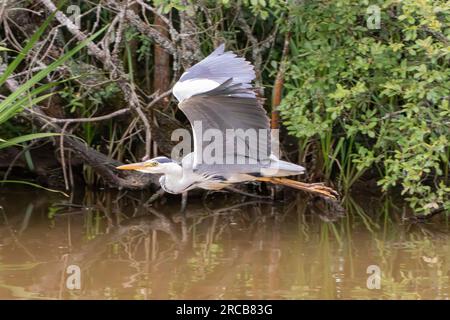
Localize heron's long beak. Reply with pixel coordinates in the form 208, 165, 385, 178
116, 162, 146, 170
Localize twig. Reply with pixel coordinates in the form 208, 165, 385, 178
237, 11, 280, 95
39, 0, 109, 61
59, 122, 70, 190
145, 88, 172, 110
105, 0, 176, 55
136, 0, 179, 41
38, 108, 130, 123
421, 26, 449, 46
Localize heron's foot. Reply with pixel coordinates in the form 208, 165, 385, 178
298, 182, 339, 200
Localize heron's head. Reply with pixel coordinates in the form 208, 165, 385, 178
116, 156, 178, 174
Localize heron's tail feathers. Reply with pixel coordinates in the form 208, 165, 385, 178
256, 177, 338, 200
259, 159, 305, 177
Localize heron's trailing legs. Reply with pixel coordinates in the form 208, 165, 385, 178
256, 177, 339, 200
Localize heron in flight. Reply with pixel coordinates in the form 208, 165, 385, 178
117, 44, 336, 199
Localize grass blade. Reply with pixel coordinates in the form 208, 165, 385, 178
0, 133, 60, 150
0, 180, 69, 197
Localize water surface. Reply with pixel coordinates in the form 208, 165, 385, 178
0, 186, 449, 299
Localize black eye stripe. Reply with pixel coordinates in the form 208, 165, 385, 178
154, 157, 173, 164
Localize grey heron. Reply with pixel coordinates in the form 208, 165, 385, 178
117, 44, 337, 199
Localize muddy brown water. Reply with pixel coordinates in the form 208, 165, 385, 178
0, 186, 449, 299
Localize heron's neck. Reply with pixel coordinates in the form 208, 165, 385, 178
160, 163, 183, 178
158, 163, 187, 194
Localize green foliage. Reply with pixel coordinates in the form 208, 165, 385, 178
0, 17, 108, 187
153, 0, 187, 14
0, 133, 60, 150
279, 0, 450, 214
0, 180, 69, 196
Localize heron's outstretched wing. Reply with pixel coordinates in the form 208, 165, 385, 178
179, 78, 271, 169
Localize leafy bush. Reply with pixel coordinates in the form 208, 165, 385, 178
279, 0, 450, 214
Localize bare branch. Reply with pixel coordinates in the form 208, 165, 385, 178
105, 0, 176, 55
36, 108, 130, 124
38, 0, 109, 61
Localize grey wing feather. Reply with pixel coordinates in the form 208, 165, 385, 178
206, 43, 225, 57
179, 44, 255, 87
179, 79, 271, 169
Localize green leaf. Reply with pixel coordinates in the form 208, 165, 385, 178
0, 180, 69, 197
0, 83, 58, 123
0, 46, 16, 53
0, 25, 108, 116
0, 11, 56, 86
0, 133, 61, 150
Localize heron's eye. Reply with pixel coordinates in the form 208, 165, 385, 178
145, 161, 158, 167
